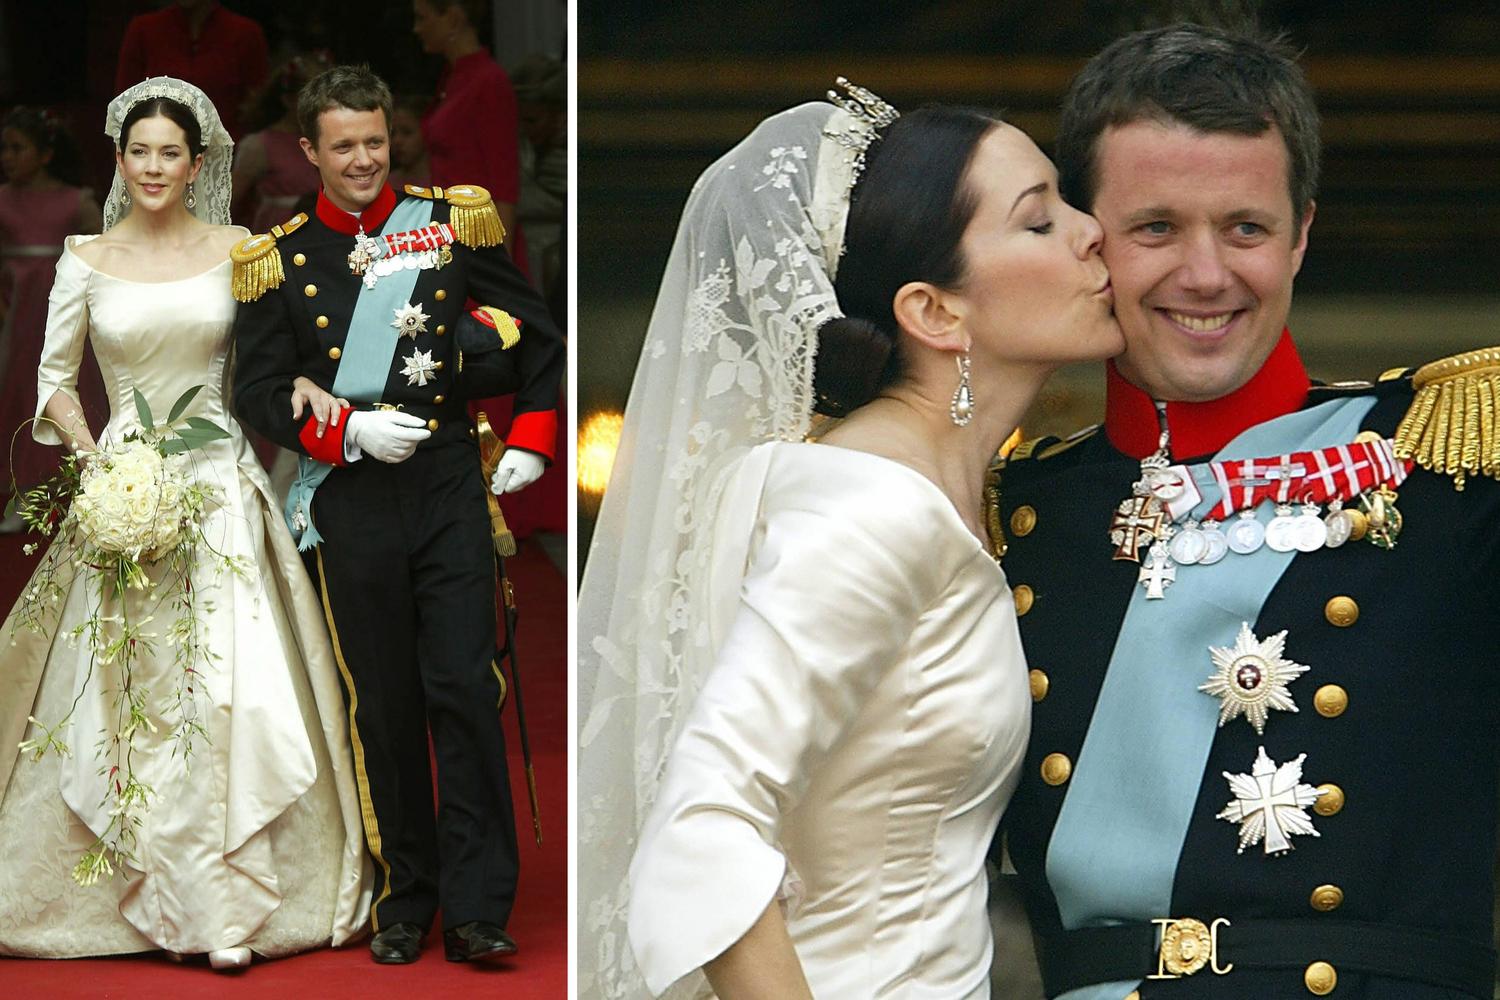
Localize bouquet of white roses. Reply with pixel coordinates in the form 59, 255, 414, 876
8, 385, 243, 885
72, 439, 204, 564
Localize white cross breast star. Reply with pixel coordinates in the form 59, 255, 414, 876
1217, 746, 1325, 855
400, 348, 438, 387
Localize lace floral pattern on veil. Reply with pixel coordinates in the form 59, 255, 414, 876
578, 106, 855, 998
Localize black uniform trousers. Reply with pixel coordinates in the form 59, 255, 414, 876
304, 440, 519, 932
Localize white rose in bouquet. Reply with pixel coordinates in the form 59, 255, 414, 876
73, 440, 207, 562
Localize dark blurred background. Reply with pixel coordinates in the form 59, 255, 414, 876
578, 0, 1500, 553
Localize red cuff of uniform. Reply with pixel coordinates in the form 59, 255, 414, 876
507, 409, 557, 462
298, 405, 351, 465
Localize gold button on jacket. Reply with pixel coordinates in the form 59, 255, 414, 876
1304, 961, 1337, 994
1040, 753, 1071, 786
1313, 783, 1345, 816
1314, 684, 1348, 718
303, 283, 317, 297
1010, 505, 1037, 537
1013, 584, 1034, 616
1310, 884, 1344, 911
327, 347, 341, 360
1029, 669, 1049, 702
1325, 595, 1359, 627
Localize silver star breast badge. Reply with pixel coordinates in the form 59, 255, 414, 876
1217, 746, 1324, 855
400, 348, 438, 387
1199, 623, 1309, 734
392, 302, 431, 339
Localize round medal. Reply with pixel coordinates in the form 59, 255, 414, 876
1324, 508, 1352, 548
1199, 522, 1230, 565
1169, 522, 1208, 565
1292, 510, 1328, 552
1226, 512, 1266, 555
1264, 505, 1298, 553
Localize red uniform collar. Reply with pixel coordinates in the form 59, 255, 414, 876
1104, 329, 1311, 460
314, 184, 397, 236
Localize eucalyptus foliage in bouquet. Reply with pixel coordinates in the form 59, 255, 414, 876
7, 385, 246, 885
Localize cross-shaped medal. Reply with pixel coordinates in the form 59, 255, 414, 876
1110, 495, 1167, 562
1217, 746, 1324, 855
1138, 543, 1176, 599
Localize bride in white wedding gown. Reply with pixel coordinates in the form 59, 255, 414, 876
0, 79, 368, 967
578, 85, 1123, 997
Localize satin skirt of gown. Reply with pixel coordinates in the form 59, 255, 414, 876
0, 238, 371, 956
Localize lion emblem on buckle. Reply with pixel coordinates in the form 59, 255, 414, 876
1149, 916, 1234, 978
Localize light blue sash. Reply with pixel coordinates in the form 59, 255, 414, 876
1046, 395, 1377, 1000
285, 197, 435, 549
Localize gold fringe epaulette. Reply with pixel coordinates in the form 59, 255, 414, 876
230, 231, 283, 302
1393, 346, 1500, 490
983, 464, 1007, 560
472, 306, 521, 349
444, 184, 506, 248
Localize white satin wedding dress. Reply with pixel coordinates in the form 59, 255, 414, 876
629, 441, 1032, 998
0, 235, 370, 957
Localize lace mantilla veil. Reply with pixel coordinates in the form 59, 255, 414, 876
102, 77, 233, 231
578, 93, 889, 999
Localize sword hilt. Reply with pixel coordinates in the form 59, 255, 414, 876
476, 411, 517, 557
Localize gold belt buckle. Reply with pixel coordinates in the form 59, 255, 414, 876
1147, 917, 1233, 978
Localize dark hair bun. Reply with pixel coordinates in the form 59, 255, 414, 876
812, 315, 895, 417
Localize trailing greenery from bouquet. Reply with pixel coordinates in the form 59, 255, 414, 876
6, 385, 248, 885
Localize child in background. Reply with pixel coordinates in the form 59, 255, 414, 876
0, 108, 103, 531
387, 95, 431, 191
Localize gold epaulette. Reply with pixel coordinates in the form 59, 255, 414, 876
443, 183, 506, 249
1393, 346, 1500, 491
1038, 425, 1100, 460
230, 231, 282, 302
272, 212, 307, 238
1009, 436, 1053, 462
983, 464, 1007, 560
472, 305, 521, 349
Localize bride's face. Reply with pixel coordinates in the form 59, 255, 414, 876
116, 115, 202, 215
953, 125, 1122, 372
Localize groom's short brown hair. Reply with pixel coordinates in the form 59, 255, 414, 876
297, 64, 393, 147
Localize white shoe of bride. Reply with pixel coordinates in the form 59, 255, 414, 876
208, 946, 252, 970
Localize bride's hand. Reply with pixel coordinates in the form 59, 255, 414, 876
290, 376, 349, 439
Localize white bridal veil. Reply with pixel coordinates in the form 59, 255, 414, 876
577, 87, 895, 998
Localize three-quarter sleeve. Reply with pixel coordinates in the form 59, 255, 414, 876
627, 476, 948, 994
33, 248, 92, 446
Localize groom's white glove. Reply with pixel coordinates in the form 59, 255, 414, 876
490, 448, 545, 494
344, 410, 431, 464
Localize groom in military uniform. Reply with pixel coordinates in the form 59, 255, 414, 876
992, 24, 1500, 999
231, 64, 564, 965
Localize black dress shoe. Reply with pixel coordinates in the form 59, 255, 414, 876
443, 921, 518, 963
370, 922, 425, 964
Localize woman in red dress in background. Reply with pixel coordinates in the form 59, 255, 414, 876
0, 109, 104, 531
231, 53, 329, 235
412, 0, 562, 535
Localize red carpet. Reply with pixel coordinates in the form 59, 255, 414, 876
0, 531, 568, 999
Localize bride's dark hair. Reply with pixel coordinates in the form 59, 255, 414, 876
813, 106, 998, 417
118, 97, 205, 159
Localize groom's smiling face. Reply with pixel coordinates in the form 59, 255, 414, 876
300, 107, 391, 214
